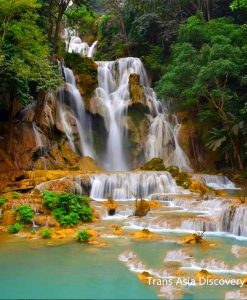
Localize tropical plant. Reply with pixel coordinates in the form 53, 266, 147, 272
76, 230, 91, 242
42, 191, 93, 226
16, 205, 34, 224
40, 228, 52, 238
8, 223, 23, 234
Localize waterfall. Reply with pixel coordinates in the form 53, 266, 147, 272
92, 57, 191, 171
67, 34, 98, 58
89, 171, 186, 201
57, 67, 95, 158
145, 110, 192, 172
218, 205, 247, 236
192, 174, 239, 190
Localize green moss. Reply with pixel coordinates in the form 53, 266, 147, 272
128, 104, 148, 127
40, 228, 52, 239
64, 53, 97, 77
141, 158, 192, 189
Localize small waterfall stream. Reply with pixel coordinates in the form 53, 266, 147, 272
57, 66, 95, 157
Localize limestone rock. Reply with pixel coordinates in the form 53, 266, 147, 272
129, 73, 146, 105
134, 199, 150, 217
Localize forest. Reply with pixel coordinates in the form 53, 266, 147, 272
0, 1, 247, 300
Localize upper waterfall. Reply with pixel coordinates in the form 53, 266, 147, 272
93, 57, 192, 172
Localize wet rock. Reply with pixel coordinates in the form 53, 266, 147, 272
1, 210, 16, 225
52, 228, 75, 239
34, 215, 59, 227
184, 231, 205, 244
112, 226, 124, 236
189, 181, 208, 196
103, 197, 117, 216
132, 228, 163, 241
134, 199, 150, 217
137, 271, 155, 284
129, 73, 146, 106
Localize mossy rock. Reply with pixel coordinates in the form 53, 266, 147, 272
64, 53, 98, 108
140, 158, 166, 171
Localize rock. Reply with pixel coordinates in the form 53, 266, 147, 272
137, 271, 155, 284
52, 228, 75, 239
112, 226, 124, 236
140, 158, 166, 171
1, 210, 16, 225
190, 181, 208, 196
103, 197, 117, 216
132, 229, 163, 241
195, 269, 217, 281
34, 215, 59, 227
60, 143, 80, 165
129, 73, 146, 106
77, 156, 102, 173
184, 232, 205, 244
134, 199, 150, 217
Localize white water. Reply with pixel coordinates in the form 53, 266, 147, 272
57, 67, 95, 157
89, 171, 187, 201
92, 57, 192, 171
192, 174, 239, 190
67, 34, 98, 58
145, 105, 192, 172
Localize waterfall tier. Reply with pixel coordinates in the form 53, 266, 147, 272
89, 171, 187, 201
192, 174, 239, 190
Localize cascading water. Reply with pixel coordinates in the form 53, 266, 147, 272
90, 171, 187, 201
192, 174, 239, 190
66, 31, 98, 58
92, 57, 192, 171
57, 66, 95, 158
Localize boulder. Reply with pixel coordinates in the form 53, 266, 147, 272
134, 199, 150, 217
103, 197, 117, 216
129, 73, 146, 105
1, 210, 16, 225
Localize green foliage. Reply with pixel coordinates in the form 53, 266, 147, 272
0, 198, 7, 206
76, 230, 91, 243
42, 191, 93, 226
40, 228, 52, 239
156, 15, 247, 169
65, 4, 96, 36
231, 0, 247, 10
12, 192, 21, 199
8, 223, 23, 234
0, 0, 62, 108
16, 205, 34, 224
141, 158, 166, 171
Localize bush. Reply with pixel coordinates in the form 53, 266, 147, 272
16, 205, 34, 224
40, 229, 52, 239
43, 191, 93, 226
77, 230, 91, 243
8, 223, 23, 234
12, 192, 21, 199
0, 197, 7, 206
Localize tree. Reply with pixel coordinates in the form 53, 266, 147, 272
0, 0, 62, 153
156, 14, 247, 170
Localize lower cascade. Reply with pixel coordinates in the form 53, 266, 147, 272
89, 171, 187, 201
192, 174, 239, 190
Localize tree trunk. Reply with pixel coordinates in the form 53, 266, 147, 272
33, 90, 47, 128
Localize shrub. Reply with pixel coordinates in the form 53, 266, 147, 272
8, 223, 23, 234
40, 229, 52, 239
77, 230, 91, 243
12, 192, 21, 199
0, 197, 7, 206
43, 191, 93, 226
16, 205, 34, 224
